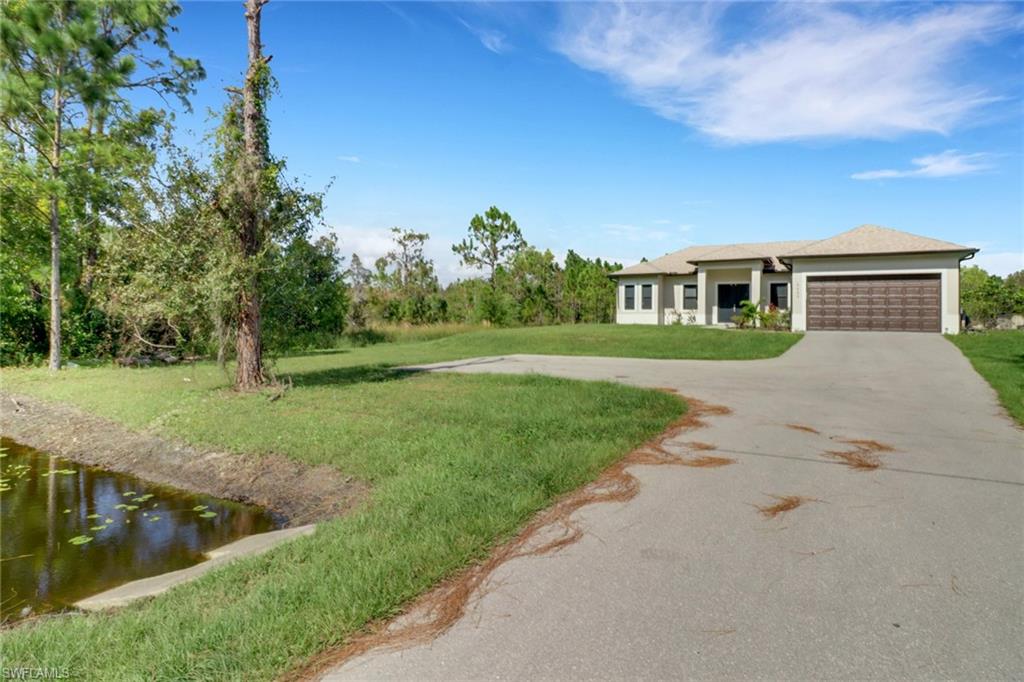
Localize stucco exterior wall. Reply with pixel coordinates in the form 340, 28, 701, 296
701, 265, 760, 325
790, 253, 965, 334
760, 273, 793, 309
615, 276, 663, 325
661, 275, 699, 325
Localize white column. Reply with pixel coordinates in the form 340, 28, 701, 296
696, 269, 708, 325
750, 265, 762, 326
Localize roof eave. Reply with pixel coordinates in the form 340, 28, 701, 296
780, 247, 978, 259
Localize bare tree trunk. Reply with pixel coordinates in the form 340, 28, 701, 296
48, 83, 63, 372
234, 0, 269, 390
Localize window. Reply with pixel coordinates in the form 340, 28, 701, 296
641, 284, 653, 310
623, 284, 635, 310
683, 284, 698, 310
770, 282, 789, 309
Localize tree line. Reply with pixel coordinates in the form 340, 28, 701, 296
0, 1, 620, 381
348, 211, 621, 331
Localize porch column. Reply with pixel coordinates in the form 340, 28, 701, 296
696, 268, 708, 325
750, 265, 762, 325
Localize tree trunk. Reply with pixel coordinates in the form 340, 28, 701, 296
234, 0, 268, 390
48, 83, 63, 372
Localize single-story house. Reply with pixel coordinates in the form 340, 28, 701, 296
611, 224, 977, 334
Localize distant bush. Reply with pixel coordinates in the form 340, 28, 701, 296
961, 266, 1024, 326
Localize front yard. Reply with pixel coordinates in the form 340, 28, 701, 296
1, 324, 795, 679
948, 330, 1024, 426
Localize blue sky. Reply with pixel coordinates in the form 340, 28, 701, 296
153, 1, 1023, 280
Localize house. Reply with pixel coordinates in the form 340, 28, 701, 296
611, 225, 977, 333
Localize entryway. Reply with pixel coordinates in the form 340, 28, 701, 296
717, 283, 750, 323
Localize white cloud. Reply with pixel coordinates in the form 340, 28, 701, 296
556, 3, 1018, 143
337, 155, 361, 163
458, 18, 508, 54
852, 150, 994, 180
971, 251, 1024, 277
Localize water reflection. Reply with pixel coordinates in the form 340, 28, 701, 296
0, 438, 276, 622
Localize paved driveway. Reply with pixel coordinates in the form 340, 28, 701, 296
327, 333, 1024, 681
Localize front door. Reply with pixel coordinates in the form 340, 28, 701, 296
717, 283, 750, 324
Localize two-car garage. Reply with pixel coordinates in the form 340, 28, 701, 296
805, 275, 942, 332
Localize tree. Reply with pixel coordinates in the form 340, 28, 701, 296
262, 234, 348, 350
452, 206, 525, 284
960, 265, 1024, 325
1, 0, 202, 370
371, 228, 443, 324
345, 253, 372, 331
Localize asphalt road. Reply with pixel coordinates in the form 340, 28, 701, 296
326, 332, 1024, 681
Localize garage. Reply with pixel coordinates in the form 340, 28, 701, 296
806, 275, 941, 332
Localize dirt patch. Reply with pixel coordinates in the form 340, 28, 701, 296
1, 393, 366, 526
823, 437, 896, 471
755, 495, 816, 519
683, 441, 716, 451
785, 423, 820, 435
291, 392, 732, 680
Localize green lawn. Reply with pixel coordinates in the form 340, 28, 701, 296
948, 330, 1024, 426
0, 325, 795, 679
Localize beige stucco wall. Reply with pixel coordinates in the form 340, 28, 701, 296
615, 276, 663, 325
700, 264, 760, 325
661, 275, 699, 325
790, 253, 966, 334
760, 272, 793, 309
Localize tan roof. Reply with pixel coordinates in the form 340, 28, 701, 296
690, 240, 816, 267
611, 240, 812, 276
611, 245, 723, 277
781, 224, 974, 258
612, 225, 974, 277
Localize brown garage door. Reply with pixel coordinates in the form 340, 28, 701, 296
806, 275, 941, 332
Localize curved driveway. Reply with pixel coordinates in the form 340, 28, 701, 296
327, 332, 1023, 680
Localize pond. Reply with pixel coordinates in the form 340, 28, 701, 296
0, 438, 277, 623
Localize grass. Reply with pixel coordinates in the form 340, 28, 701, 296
948, 330, 1024, 426
0, 325, 797, 678
354, 323, 802, 361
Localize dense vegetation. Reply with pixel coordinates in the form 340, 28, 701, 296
960, 266, 1024, 327
0, 3, 620, 370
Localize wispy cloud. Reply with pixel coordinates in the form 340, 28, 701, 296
337, 155, 361, 164
852, 150, 994, 180
555, 3, 1018, 143
458, 18, 509, 54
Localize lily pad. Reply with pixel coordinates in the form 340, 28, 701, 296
198, 511, 217, 519
68, 535, 93, 545
192, 505, 209, 512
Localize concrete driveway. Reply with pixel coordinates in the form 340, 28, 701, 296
326, 332, 1024, 681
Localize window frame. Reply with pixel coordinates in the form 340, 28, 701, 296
682, 284, 698, 311
623, 284, 636, 310
641, 284, 653, 310
770, 282, 789, 310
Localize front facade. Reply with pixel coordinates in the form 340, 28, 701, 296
612, 225, 976, 334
